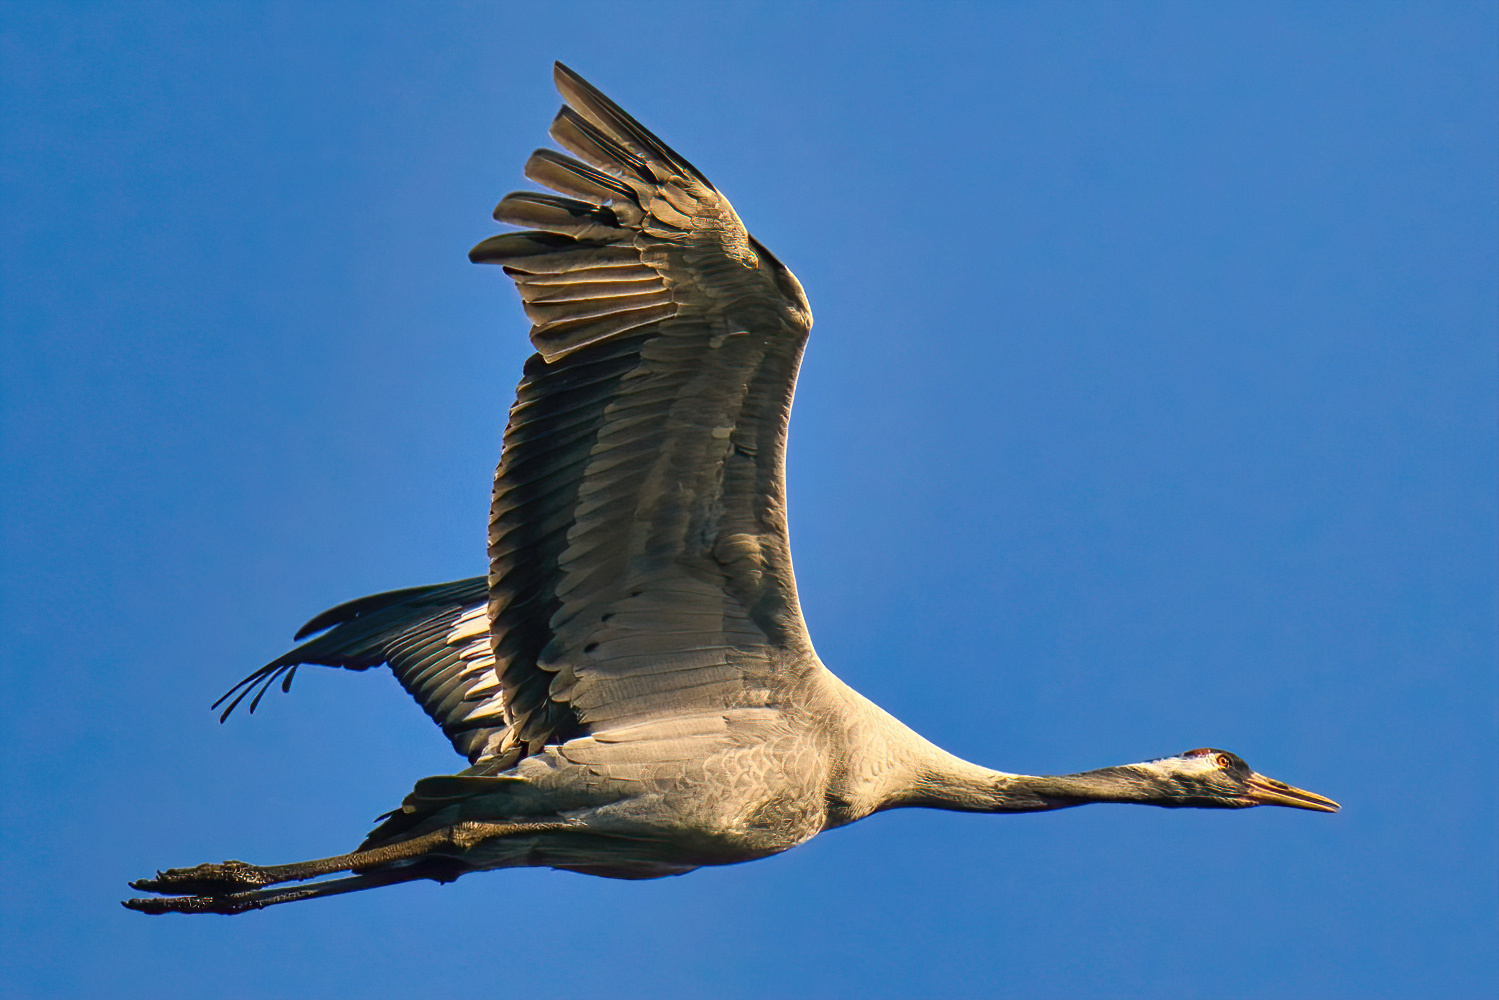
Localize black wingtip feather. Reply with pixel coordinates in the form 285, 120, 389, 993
525, 148, 638, 204
470, 231, 580, 265
551, 62, 716, 191
294, 581, 484, 640
215, 578, 490, 724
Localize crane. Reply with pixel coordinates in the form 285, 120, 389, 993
125, 64, 1337, 915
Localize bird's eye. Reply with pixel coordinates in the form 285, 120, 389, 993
1215, 754, 1232, 768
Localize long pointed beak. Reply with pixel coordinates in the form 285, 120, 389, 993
1242, 772, 1340, 812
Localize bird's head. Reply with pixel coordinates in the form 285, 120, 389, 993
1129, 748, 1340, 811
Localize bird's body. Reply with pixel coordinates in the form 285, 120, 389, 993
126, 64, 1336, 915
366, 668, 927, 880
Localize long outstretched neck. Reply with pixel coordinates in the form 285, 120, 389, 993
820, 675, 1302, 816
901, 750, 1176, 813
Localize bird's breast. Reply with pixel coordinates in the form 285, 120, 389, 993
662, 735, 831, 862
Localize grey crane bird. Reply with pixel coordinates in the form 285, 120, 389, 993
125, 64, 1338, 916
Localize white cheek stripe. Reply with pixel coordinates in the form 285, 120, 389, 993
1135, 754, 1223, 780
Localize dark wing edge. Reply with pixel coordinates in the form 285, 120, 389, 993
214, 577, 516, 764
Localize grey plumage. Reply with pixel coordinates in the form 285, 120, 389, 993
125, 64, 1337, 916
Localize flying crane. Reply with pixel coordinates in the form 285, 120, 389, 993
125, 64, 1337, 915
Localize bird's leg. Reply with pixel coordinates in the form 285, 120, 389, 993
127, 819, 573, 897
123, 868, 435, 915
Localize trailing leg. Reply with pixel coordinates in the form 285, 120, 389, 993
123, 866, 455, 915
125, 819, 574, 902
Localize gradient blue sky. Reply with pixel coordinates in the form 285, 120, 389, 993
3, 3, 1494, 998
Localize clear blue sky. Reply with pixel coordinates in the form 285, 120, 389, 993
2, 2, 1494, 997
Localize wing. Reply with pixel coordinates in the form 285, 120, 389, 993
464, 64, 817, 767
214, 578, 517, 762
216, 66, 817, 774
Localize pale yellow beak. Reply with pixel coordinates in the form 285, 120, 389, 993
1243, 772, 1340, 812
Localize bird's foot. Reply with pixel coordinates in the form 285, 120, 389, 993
121, 889, 277, 915
128, 859, 273, 896
123, 872, 407, 915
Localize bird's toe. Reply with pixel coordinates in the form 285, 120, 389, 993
129, 860, 271, 896
122, 892, 264, 915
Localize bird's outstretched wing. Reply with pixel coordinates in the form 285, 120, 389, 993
218, 65, 815, 771
466, 63, 816, 767
214, 579, 511, 762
